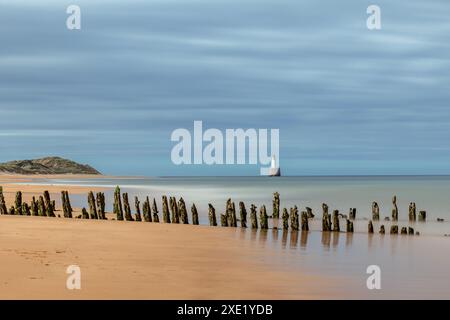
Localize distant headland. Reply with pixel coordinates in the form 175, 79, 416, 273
0, 157, 101, 175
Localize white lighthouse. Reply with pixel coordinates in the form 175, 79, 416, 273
268, 155, 281, 177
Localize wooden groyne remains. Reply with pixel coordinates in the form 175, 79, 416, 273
0, 185, 428, 235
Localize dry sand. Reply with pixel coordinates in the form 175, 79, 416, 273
0, 174, 333, 299
0, 215, 333, 299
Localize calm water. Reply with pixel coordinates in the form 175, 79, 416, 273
15, 175, 450, 298
26, 175, 450, 236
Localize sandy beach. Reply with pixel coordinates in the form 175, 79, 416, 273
0, 174, 333, 299
1, 174, 450, 299
0, 215, 335, 299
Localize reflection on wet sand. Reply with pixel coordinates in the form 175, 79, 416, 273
300, 231, 308, 248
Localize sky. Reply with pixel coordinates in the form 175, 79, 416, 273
0, 0, 450, 176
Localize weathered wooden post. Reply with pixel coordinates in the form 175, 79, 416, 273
368, 220, 374, 234
0, 187, 7, 215
301, 211, 309, 231
372, 202, 380, 221
65, 191, 73, 218
123, 193, 134, 221
239, 202, 247, 228
390, 225, 398, 234
208, 204, 217, 226
134, 196, 142, 221
191, 203, 199, 225
272, 192, 280, 228
88, 191, 98, 219
250, 204, 258, 229
400, 227, 408, 235
113, 186, 124, 221
169, 197, 179, 224
260, 205, 268, 229
61, 191, 68, 218
282, 208, 289, 230
226, 199, 237, 227
142, 196, 152, 222
290, 206, 299, 231
392, 195, 398, 221
96, 192, 106, 220
346, 219, 354, 233
281, 208, 289, 231
179, 197, 189, 224
220, 214, 228, 227
332, 210, 340, 232
15, 191, 22, 215
408, 227, 414, 235
322, 203, 331, 231
379, 225, 385, 234
31, 196, 38, 216
82, 207, 89, 219
38, 196, 46, 217
22, 203, 30, 216
349, 208, 356, 220
306, 207, 315, 219
152, 198, 160, 222
409, 202, 416, 222
162, 195, 171, 223
419, 210, 426, 222
51, 200, 56, 212
43, 191, 55, 217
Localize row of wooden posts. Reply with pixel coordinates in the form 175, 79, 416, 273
0, 187, 423, 235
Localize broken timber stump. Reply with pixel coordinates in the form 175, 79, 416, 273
250, 204, 258, 229
208, 203, 217, 226
379, 225, 385, 234
332, 210, 340, 232
272, 192, 280, 228
392, 196, 398, 221
38, 196, 46, 217
409, 202, 416, 222
372, 202, 380, 221
15, 191, 22, 215
220, 214, 228, 227
239, 202, 247, 228
368, 220, 374, 234
162, 196, 171, 223
170, 197, 179, 224
346, 219, 354, 233
390, 225, 398, 234
123, 193, 134, 221
81, 207, 89, 219
419, 210, 426, 222
282, 208, 289, 230
88, 191, 98, 219
96, 192, 106, 219
290, 206, 299, 231
142, 196, 152, 222
322, 203, 331, 231
0, 187, 7, 215
259, 205, 268, 229
191, 203, 199, 225
134, 196, 142, 222
152, 198, 160, 222
301, 211, 309, 231
113, 186, 124, 221
179, 197, 189, 224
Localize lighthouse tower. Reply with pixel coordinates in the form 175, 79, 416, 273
269, 155, 281, 177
